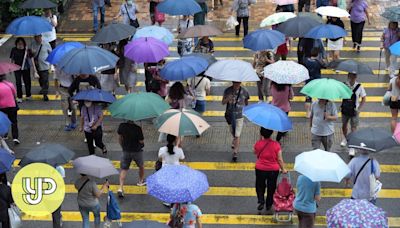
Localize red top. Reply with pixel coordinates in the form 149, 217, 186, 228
276, 38, 289, 56
254, 138, 281, 171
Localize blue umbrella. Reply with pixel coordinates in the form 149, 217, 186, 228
147, 165, 209, 203
72, 89, 116, 103
243, 102, 292, 132
58, 46, 119, 75
6, 16, 52, 36
157, 0, 202, 15
133, 26, 174, 45
243, 29, 286, 51
0, 148, 15, 174
160, 56, 209, 81
0, 112, 11, 136
46, 42, 84, 65
304, 24, 347, 39
389, 41, 400, 56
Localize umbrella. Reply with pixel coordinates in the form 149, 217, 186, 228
183, 53, 217, 66
147, 165, 209, 203
0, 149, 15, 174
18, 144, 75, 167
326, 199, 388, 227
294, 149, 350, 182
19, 0, 57, 9
298, 12, 324, 23
0, 62, 21, 75
274, 0, 298, 5
124, 37, 169, 64
160, 56, 209, 81
6, 16, 52, 36
381, 11, 400, 22
260, 12, 296, 27
347, 128, 398, 152
389, 41, 400, 56
91, 23, 136, 43
109, 92, 171, 121
155, 108, 210, 136
276, 15, 321, 37
315, 6, 350, 17
329, 59, 374, 75
243, 102, 292, 132
72, 89, 116, 103
73, 155, 119, 178
304, 24, 347, 39
0, 112, 11, 136
243, 29, 286, 51
58, 46, 119, 75
394, 123, 400, 143
264, 60, 309, 84
179, 25, 223, 38
205, 60, 260, 82
300, 78, 352, 100
133, 26, 174, 45
123, 220, 169, 228
156, 0, 201, 15
46, 42, 84, 65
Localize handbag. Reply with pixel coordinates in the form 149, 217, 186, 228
224, 87, 242, 128
382, 91, 391, 106
369, 159, 382, 199
124, 4, 140, 28
154, 7, 165, 23
8, 204, 22, 228
155, 160, 162, 171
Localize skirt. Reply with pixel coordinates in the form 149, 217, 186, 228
327, 38, 343, 51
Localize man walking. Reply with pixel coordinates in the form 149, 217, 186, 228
30, 34, 52, 101
92, 0, 105, 33
310, 99, 338, 151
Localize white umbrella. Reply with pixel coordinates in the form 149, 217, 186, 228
260, 12, 296, 27
73, 155, 119, 178
316, 6, 350, 18
205, 60, 260, 82
264, 60, 309, 84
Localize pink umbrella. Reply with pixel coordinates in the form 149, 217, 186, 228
394, 123, 400, 143
0, 62, 20, 75
274, 0, 298, 5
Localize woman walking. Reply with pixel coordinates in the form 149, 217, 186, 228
349, 0, 370, 52
117, 40, 137, 93
158, 134, 185, 166
381, 22, 400, 78
231, 0, 254, 37
9, 37, 31, 103
253, 50, 274, 102
0, 75, 19, 144
177, 16, 194, 57
388, 75, 400, 132
270, 81, 294, 142
327, 17, 345, 61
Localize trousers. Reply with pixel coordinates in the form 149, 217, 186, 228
255, 169, 279, 208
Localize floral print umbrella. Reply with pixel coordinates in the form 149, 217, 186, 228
264, 60, 309, 84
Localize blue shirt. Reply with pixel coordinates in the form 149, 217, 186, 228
293, 175, 321, 213
304, 58, 323, 82
93, 0, 105, 7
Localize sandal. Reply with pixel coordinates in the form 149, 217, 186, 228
102, 148, 108, 155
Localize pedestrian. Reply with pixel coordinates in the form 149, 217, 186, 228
380, 22, 400, 78
349, 0, 370, 52
194, 36, 214, 54
158, 134, 185, 166
79, 101, 108, 155
0, 173, 13, 228
254, 127, 287, 213
187, 74, 211, 115
222, 81, 250, 162
0, 75, 19, 145
92, 0, 105, 33
310, 99, 338, 151
98, 43, 118, 94
117, 39, 137, 93
388, 75, 400, 132
148, 60, 168, 98
55, 68, 77, 131
177, 16, 194, 57
42, 8, 58, 50
74, 174, 109, 228
117, 120, 146, 198
340, 73, 366, 157
52, 165, 65, 228
148, 0, 160, 25
326, 17, 345, 61
9, 37, 31, 103
253, 50, 274, 102
231, 0, 254, 37
345, 149, 380, 204
193, 1, 208, 26
167, 82, 190, 110
169, 202, 203, 228
316, 0, 329, 7
69, 74, 102, 98
293, 174, 321, 228
270, 81, 294, 142
29, 34, 52, 101
298, 0, 310, 12
114, 0, 138, 26
298, 38, 325, 65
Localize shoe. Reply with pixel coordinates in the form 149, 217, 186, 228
69, 123, 77, 130
39, 89, 44, 95
64, 124, 73, 131
353, 43, 357, 49
43, 95, 49, 101
257, 203, 264, 211
162, 202, 171, 207
16, 98, 22, 103
25, 96, 32, 101
356, 45, 361, 53
102, 147, 107, 155
232, 153, 238, 162
340, 139, 347, 147
117, 190, 124, 198
13, 139, 20, 145
137, 181, 146, 186
196, 135, 200, 138
348, 148, 356, 156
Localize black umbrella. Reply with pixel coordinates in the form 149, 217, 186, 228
347, 128, 398, 152
19, 143, 75, 167
122, 220, 169, 228
183, 53, 217, 66
328, 59, 374, 75
20, 0, 57, 9
91, 23, 136, 44
276, 16, 321, 38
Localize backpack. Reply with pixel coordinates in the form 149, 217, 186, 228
237, 0, 249, 17
168, 204, 185, 228
341, 83, 361, 117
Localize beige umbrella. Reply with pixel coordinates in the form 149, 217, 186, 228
178, 25, 223, 38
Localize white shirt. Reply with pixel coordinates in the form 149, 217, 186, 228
187, 76, 211, 101
158, 146, 185, 165
346, 81, 367, 108
42, 15, 57, 43
119, 3, 137, 25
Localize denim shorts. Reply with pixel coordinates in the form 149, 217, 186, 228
194, 100, 206, 113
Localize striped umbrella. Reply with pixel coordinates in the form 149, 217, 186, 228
154, 108, 210, 136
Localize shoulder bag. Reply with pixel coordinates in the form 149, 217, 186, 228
224, 87, 242, 125
353, 158, 370, 185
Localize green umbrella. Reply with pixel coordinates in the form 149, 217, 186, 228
300, 78, 352, 100
109, 92, 170, 121
260, 12, 296, 27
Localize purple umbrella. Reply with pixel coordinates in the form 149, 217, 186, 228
124, 37, 169, 64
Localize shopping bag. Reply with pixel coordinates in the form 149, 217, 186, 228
226, 16, 239, 30
370, 160, 382, 200
106, 191, 121, 220
9, 204, 22, 228
155, 8, 165, 23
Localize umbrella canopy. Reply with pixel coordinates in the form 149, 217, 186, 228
46, 42, 84, 65
183, 53, 217, 66
205, 60, 260, 82
58, 46, 119, 75
73, 155, 119, 178
133, 26, 174, 45
160, 56, 209, 81
315, 6, 350, 17
329, 59, 374, 75
72, 89, 116, 103
0, 149, 15, 174
19, 0, 57, 9
260, 12, 296, 27
394, 123, 400, 143
243, 102, 292, 132
275, 0, 298, 5
264, 60, 309, 84
347, 128, 398, 152
156, 0, 201, 15
19, 144, 75, 167
300, 78, 352, 100
276, 15, 321, 37
109, 92, 171, 121
304, 24, 347, 39
123, 220, 169, 228
0, 62, 21, 75
243, 29, 286, 51
381, 11, 400, 22
294, 149, 350, 182
0, 112, 11, 136
298, 12, 324, 23
179, 25, 223, 38
6, 16, 52, 36
124, 37, 169, 64
389, 41, 400, 56
91, 23, 136, 43
155, 108, 210, 136
147, 165, 209, 203
326, 199, 388, 227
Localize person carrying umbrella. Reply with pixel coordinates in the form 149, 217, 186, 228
0, 173, 14, 228
177, 16, 194, 57
326, 16, 345, 61
97, 43, 119, 95
253, 50, 274, 102
380, 22, 400, 78
349, 0, 370, 52
310, 99, 338, 151
169, 202, 203, 228
187, 73, 211, 115
9, 37, 31, 103
114, 0, 139, 27
55, 68, 77, 131
68, 74, 101, 109
270, 81, 294, 142
116, 40, 138, 93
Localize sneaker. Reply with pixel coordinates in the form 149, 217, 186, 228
137, 181, 146, 186
257, 203, 264, 211
348, 148, 356, 156
13, 139, 20, 145
162, 202, 171, 207
16, 98, 22, 103
64, 124, 72, 131
43, 95, 49, 101
25, 96, 32, 101
117, 190, 124, 198
340, 139, 347, 147
69, 123, 77, 130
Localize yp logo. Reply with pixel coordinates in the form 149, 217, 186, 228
12, 163, 65, 217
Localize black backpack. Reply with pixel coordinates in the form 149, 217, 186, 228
341, 83, 361, 117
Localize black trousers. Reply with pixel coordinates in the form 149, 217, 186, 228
84, 126, 105, 155
14, 69, 31, 99
298, 0, 310, 12
235, 16, 249, 37
52, 206, 62, 228
351, 21, 365, 45
0, 218, 10, 228
255, 169, 279, 208
38, 70, 49, 95
0, 107, 18, 140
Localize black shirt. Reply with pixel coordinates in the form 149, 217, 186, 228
0, 184, 13, 220
10, 47, 27, 69
327, 18, 345, 41
118, 122, 144, 152
68, 76, 101, 96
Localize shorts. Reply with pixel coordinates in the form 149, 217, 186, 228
311, 133, 334, 151
390, 100, 400, 109
120, 151, 144, 170
229, 118, 244, 138
342, 113, 359, 128
327, 38, 343, 51
194, 100, 206, 113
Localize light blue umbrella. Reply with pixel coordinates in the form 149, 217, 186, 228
389, 41, 400, 56
0, 148, 15, 174
294, 149, 351, 183
46, 42, 84, 65
133, 26, 174, 45
160, 56, 209, 81
304, 24, 347, 39
58, 46, 119, 75
243, 102, 292, 132
157, 0, 202, 15
6, 16, 52, 36
0, 112, 11, 136
72, 89, 116, 103
243, 29, 286, 51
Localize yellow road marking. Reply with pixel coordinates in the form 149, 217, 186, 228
167, 56, 389, 62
